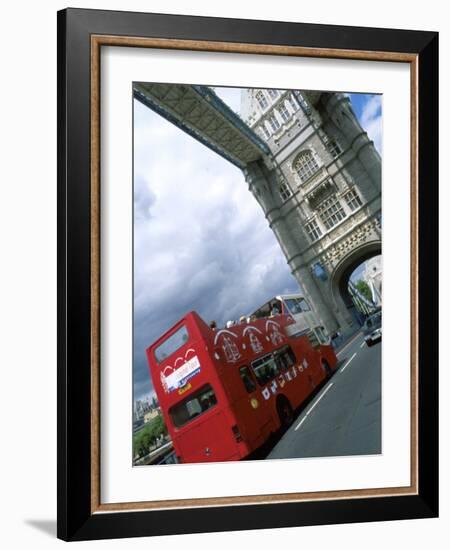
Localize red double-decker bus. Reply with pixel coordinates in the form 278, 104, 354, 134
146, 311, 337, 464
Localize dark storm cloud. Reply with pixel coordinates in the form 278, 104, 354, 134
134, 176, 156, 221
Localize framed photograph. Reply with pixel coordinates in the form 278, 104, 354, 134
57, 8, 438, 541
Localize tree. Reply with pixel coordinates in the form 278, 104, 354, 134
354, 279, 373, 303
133, 413, 168, 458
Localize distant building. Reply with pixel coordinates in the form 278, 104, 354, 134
134, 399, 146, 420
144, 409, 160, 423
363, 256, 382, 306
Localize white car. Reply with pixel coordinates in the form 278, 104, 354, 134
362, 311, 382, 347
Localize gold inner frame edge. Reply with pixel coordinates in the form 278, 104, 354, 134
90, 34, 419, 514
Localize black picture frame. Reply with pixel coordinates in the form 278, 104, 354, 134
57, 7, 438, 541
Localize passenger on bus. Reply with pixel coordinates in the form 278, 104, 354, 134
270, 304, 281, 316
199, 396, 210, 412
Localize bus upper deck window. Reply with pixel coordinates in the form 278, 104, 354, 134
154, 324, 189, 363
285, 297, 311, 314
284, 298, 302, 314
300, 298, 311, 312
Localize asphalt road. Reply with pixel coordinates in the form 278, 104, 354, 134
267, 330, 382, 459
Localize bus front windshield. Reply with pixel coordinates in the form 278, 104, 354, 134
284, 297, 311, 315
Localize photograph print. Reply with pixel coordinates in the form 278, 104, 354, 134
132, 83, 382, 467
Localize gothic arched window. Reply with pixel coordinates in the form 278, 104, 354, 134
255, 91, 268, 110
259, 123, 271, 140
268, 113, 281, 132
278, 180, 292, 202
278, 101, 291, 122
294, 150, 320, 183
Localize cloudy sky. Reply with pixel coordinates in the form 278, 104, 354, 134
133, 88, 382, 402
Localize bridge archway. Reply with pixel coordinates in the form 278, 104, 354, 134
330, 241, 381, 329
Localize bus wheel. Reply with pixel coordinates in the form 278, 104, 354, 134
322, 359, 333, 378
277, 397, 294, 430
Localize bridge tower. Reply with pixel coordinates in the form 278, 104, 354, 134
241, 89, 381, 335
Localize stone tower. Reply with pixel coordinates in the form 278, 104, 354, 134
241, 89, 381, 335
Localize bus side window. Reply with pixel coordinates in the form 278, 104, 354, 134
282, 346, 296, 367
251, 355, 280, 386
239, 366, 257, 393
286, 347, 296, 366
275, 346, 296, 371
274, 351, 287, 371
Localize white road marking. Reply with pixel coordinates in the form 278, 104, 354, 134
336, 332, 363, 357
340, 352, 357, 373
294, 416, 308, 431
307, 382, 334, 414
360, 341, 366, 348
293, 344, 360, 433
294, 382, 334, 431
